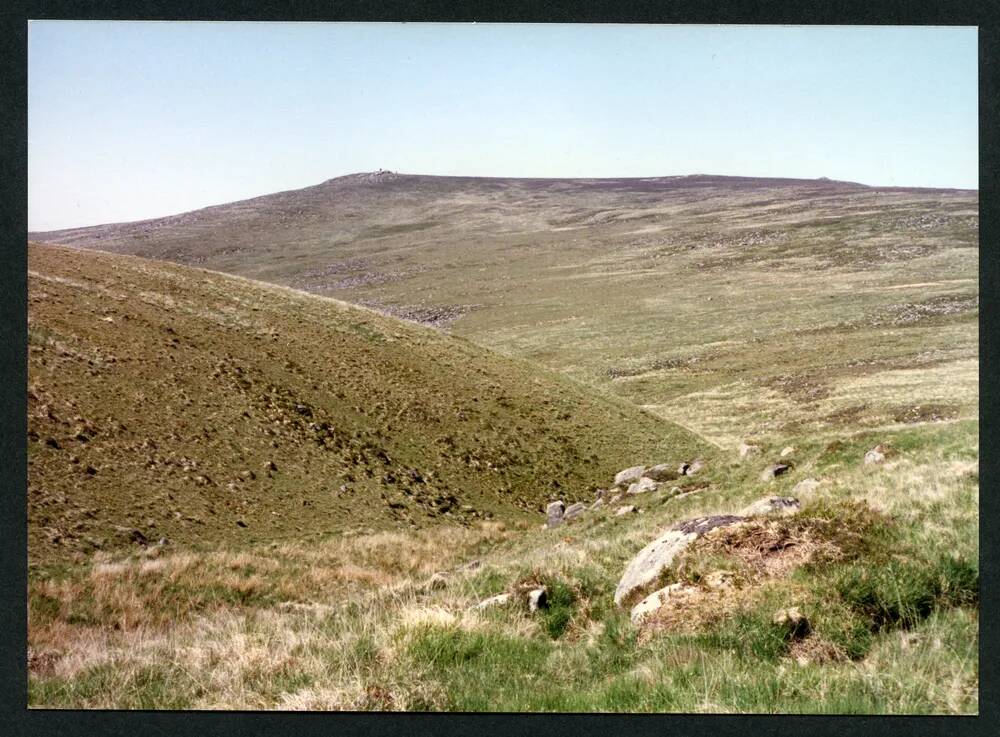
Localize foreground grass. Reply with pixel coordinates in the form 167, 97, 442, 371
29, 420, 978, 712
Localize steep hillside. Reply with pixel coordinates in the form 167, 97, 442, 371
28, 243, 707, 566
31, 173, 979, 447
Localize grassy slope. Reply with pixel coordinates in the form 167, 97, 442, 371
28, 243, 706, 567
27, 174, 978, 712
32, 173, 979, 446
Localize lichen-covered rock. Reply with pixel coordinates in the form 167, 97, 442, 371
760, 463, 790, 481
627, 477, 659, 495
739, 496, 801, 517
614, 465, 647, 487
614, 514, 745, 606
644, 464, 679, 482
544, 501, 565, 528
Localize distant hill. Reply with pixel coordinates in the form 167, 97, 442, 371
30, 172, 979, 448
27, 243, 707, 564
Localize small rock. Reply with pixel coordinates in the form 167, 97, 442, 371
615, 505, 637, 516
527, 588, 548, 612
609, 493, 623, 504
476, 593, 512, 610
687, 459, 705, 475
703, 570, 736, 589
239, 470, 256, 481
773, 607, 810, 639
739, 496, 801, 517
677, 462, 691, 476
545, 500, 565, 528
591, 498, 605, 510
780, 446, 796, 458
630, 582, 689, 624
760, 463, 790, 481
626, 477, 659, 495
864, 445, 886, 464
792, 478, 822, 495
426, 573, 448, 590
563, 502, 587, 522
738, 442, 760, 459
264, 460, 278, 472
644, 464, 679, 482
595, 488, 607, 501
614, 465, 647, 487
236, 519, 248, 528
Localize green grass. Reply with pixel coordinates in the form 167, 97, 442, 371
27, 175, 978, 712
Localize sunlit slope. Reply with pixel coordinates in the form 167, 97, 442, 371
31, 173, 978, 446
28, 243, 707, 564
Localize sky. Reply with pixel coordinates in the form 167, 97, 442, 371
28, 22, 978, 231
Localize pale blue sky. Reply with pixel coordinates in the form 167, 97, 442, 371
28, 22, 978, 231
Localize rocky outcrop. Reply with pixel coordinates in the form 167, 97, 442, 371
614, 514, 745, 606
545, 501, 565, 528
627, 477, 659, 495
614, 465, 647, 487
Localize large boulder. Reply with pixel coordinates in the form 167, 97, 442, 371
563, 502, 587, 522
614, 465, 647, 487
739, 496, 801, 517
613, 514, 745, 606
544, 501, 565, 528
760, 463, 790, 481
644, 464, 679, 482
627, 477, 659, 495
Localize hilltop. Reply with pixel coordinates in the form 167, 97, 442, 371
27, 243, 706, 565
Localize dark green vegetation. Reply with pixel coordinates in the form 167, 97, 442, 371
28, 243, 704, 566
27, 173, 977, 712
